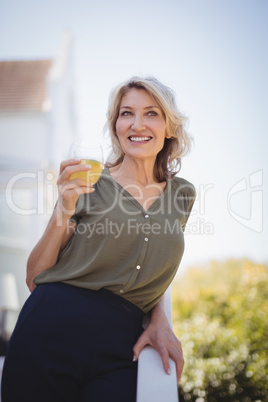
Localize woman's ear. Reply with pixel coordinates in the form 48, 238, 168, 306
165, 131, 170, 139
165, 132, 174, 139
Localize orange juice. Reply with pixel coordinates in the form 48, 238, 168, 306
70, 159, 103, 184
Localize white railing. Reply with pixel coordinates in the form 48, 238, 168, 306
136, 287, 179, 402
0, 356, 4, 402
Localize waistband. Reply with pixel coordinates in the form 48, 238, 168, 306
41, 282, 145, 322
97, 287, 145, 321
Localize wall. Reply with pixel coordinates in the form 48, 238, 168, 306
0, 112, 49, 167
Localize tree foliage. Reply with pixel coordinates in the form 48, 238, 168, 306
172, 259, 268, 402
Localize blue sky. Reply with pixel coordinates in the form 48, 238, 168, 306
1, 0, 267, 268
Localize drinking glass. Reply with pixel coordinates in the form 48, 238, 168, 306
68, 140, 104, 184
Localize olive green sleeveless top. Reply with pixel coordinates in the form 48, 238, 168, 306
34, 168, 195, 313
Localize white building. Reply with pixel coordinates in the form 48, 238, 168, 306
0, 32, 77, 307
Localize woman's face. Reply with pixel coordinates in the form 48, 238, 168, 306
115, 88, 167, 162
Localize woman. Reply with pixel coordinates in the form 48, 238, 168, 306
1, 76, 195, 402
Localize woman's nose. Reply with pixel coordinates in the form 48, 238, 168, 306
131, 115, 146, 131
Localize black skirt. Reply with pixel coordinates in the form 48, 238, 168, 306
1, 282, 145, 402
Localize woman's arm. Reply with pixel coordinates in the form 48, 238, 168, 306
26, 159, 94, 292
26, 208, 76, 292
132, 294, 184, 383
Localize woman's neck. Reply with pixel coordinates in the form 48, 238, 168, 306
111, 156, 158, 186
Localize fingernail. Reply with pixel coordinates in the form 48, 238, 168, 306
167, 368, 171, 375
133, 355, 137, 362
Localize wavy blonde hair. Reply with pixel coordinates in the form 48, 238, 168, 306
105, 76, 193, 181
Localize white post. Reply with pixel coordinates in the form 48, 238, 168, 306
136, 286, 179, 402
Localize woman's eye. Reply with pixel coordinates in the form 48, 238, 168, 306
147, 111, 157, 116
121, 111, 132, 116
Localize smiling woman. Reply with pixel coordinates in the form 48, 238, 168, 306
105, 76, 193, 182
1, 75, 195, 402
115, 88, 167, 163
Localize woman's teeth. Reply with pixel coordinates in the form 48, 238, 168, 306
129, 136, 151, 142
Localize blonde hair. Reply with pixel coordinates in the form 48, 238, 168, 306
105, 76, 193, 181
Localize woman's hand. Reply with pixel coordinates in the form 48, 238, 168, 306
132, 298, 184, 383
57, 159, 95, 219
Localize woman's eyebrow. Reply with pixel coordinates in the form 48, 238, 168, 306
120, 105, 160, 110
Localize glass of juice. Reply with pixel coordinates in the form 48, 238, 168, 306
68, 140, 104, 184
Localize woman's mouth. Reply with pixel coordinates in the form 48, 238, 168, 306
128, 136, 152, 142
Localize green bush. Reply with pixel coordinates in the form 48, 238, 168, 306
172, 259, 268, 402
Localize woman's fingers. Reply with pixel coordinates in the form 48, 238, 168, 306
133, 321, 184, 383
58, 178, 94, 191
59, 161, 91, 182
59, 158, 81, 175
169, 345, 184, 383
56, 159, 95, 219
157, 345, 171, 375
132, 330, 150, 361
